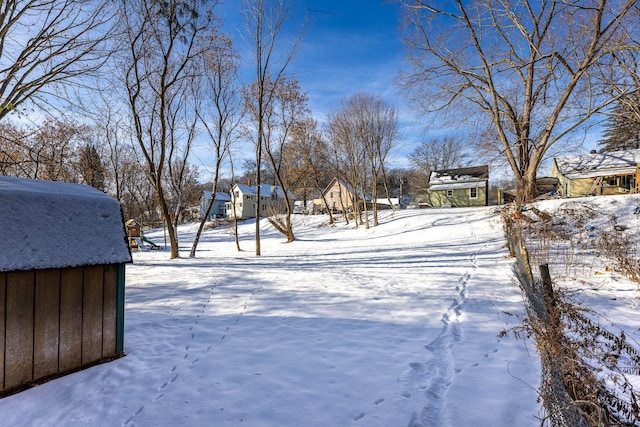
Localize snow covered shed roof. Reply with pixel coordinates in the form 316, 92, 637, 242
0, 177, 132, 273
428, 165, 489, 188
553, 149, 640, 179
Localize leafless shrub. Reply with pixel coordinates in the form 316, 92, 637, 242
556, 295, 640, 426
502, 206, 640, 426
598, 232, 640, 287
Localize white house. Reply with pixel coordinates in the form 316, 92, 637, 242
225, 183, 293, 220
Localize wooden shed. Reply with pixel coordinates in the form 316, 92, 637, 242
0, 177, 132, 397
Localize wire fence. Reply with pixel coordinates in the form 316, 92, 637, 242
504, 212, 591, 427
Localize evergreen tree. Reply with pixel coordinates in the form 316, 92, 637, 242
599, 92, 640, 152
77, 144, 106, 191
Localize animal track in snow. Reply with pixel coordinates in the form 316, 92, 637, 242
123, 284, 217, 426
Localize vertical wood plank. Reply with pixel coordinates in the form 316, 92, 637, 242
33, 269, 60, 379
82, 265, 103, 364
59, 268, 83, 371
5, 271, 35, 389
116, 264, 125, 354
0, 272, 6, 391
102, 265, 117, 357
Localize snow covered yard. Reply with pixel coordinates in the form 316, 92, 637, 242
0, 208, 542, 426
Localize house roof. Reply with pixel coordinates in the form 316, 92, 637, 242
321, 178, 371, 200
233, 183, 294, 199
0, 177, 132, 273
428, 165, 489, 189
321, 178, 353, 196
202, 190, 231, 202
553, 149, 640, 179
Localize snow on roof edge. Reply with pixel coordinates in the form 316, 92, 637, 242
0, 177, 132, 272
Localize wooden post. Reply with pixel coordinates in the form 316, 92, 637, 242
539, 264, 560, 328
539, 264, 554, 301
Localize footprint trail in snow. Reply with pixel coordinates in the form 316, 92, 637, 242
402, 245, 481, 427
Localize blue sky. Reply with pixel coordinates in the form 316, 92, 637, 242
204, 1, 604, 183
288, 1, 406, 117
215, 0, 422, 171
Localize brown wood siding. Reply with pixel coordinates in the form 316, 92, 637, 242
5, 271, 35, 389
59, 268, 83, 372
102, 265, 118, 357
0, 263, 124, 396
33, 269, 61, 379
82, 266, 104, 364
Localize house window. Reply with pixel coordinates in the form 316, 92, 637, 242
330, 191, 334, 199
235, 190, 239, 198
470, 187, 478, 198
446, 189, 453, 197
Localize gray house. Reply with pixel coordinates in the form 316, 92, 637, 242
199, 191, 231, 220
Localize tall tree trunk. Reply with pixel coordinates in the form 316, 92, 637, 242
189, 190, 216, 258
157, 189, 179, 258
371, 167, 379, 227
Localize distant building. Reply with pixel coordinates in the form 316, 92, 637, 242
320, 178, 369, 213
551, 149, 640, 197
199, 191, 231, 220
428, 165, 489, 208
225, 183, 293, 220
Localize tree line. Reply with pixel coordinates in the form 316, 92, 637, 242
1, 0, 639, 259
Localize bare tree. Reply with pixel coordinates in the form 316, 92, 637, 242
359, 94, 399, 224
243, 0, 303, 255
119, 0, 216, 259
0, 122, 29, 176
118, 153, 158, 224
1, 118, 92, 181
327, 104, 367, 227
400, 0, 639, 203
409, 136, 470, 198
245, 77, 308, 242
287, 118, 334, 221
0, 0, 116, 120
165, 91, 199, 233
326, 93, 398, 227
190, 31, 243, 257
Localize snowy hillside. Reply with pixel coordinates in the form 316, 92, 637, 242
6, 201, 635, 426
